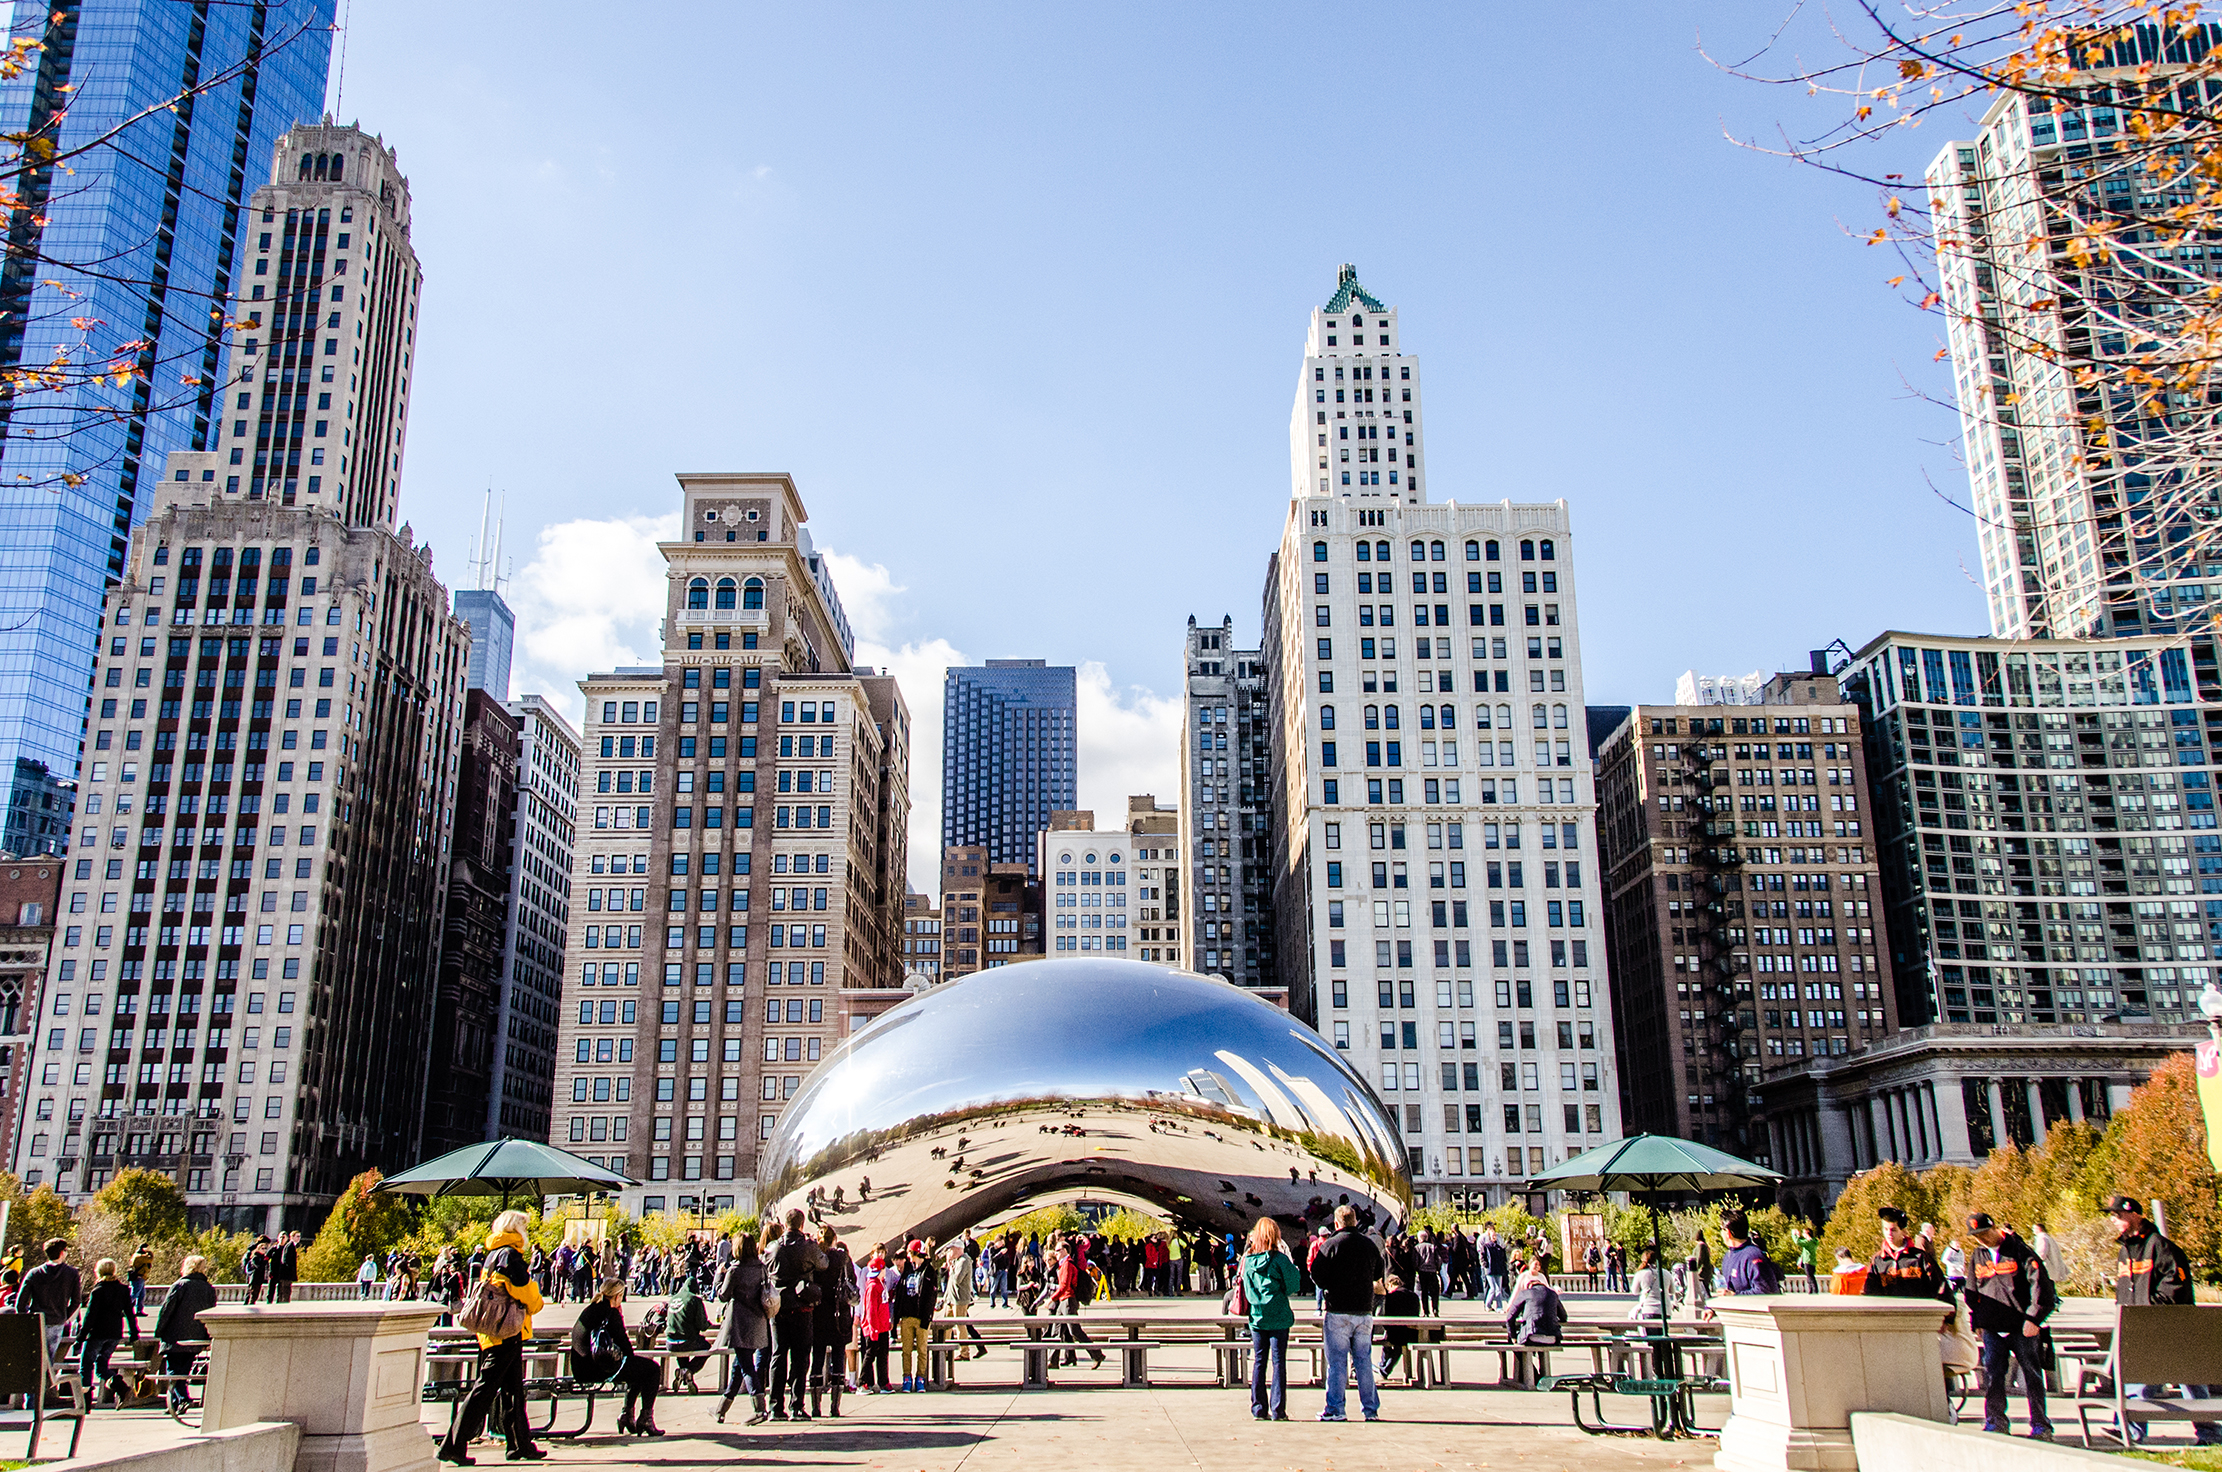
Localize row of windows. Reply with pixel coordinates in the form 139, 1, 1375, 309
1315, 571, 1557, 597
1312, 538, 1557, 565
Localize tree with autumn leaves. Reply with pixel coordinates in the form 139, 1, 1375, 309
1720, 2, 2222, 632
1822, 1051, 2219, 1292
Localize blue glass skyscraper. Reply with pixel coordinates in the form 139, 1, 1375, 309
941, 659, 1077, 872
0, 1, 334, 853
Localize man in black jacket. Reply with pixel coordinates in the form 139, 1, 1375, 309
1310, 1206, 1383, 1422
2110, 1194, 2218, 1446
766, 1208, 827, 1420
19, 1238, 80, 1365
1966, 1212, 2057, 1440
1864, 1207, 1951, 1302
273, 1232, 301, 1304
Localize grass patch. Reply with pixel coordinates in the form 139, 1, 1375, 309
2125, 1449, 2222, 1469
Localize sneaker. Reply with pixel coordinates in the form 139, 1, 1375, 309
1252, 1409, 1268, 1421
1364, 1413, 1381, 1422
1318, 1412, 1346, 1422
2026, 1431, 2055, 1442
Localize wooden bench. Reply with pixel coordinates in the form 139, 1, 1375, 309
2077, 1304, 2222, 1447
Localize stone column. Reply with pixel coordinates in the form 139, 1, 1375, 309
1890, 1091, 1915, 1163
2065, 1077, 2086, 1125
1713, 1297, 1953, 1472
2026, 1078, 2049, 1144
1986, 1077, 2009, 1148
2109, 1077, 2135, 1116
201, 1301, 442, 1472
1859, 1099, 1881, 1166
1931, 1077, 1972, 1164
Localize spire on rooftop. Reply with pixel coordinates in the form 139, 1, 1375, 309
1324, 263, 1385, 314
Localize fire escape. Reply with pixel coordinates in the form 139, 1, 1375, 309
1683, 738, 1757, 1154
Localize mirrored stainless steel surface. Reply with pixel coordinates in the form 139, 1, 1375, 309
758, 957, 1412, 1248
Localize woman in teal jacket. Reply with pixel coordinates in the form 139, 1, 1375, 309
1242, 1217, 1302, 1421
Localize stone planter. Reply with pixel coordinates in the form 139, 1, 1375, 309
1710, 1296, 1953, 1472
200, 1302, 442, 1472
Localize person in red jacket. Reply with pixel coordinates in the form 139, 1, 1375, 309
1047, 1238, 1104, 1369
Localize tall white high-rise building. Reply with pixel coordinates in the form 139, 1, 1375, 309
1265, 268, 1619, 1208
1288, 265, 1426, 505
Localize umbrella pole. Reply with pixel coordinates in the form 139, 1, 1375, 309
1650, 1188, 1666, 1329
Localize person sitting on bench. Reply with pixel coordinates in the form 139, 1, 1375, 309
570, 1277, 663, 1438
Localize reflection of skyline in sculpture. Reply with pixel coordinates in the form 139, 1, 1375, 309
758, 958, 1412, 1248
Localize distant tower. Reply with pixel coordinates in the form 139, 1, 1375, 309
940, 661, 1078, 873
454, 492, 514, 698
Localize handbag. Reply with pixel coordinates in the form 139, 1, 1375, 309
760, 1279, 781, 1317
1939, 1307, 1981, 1374
457, 1277, 526, 1340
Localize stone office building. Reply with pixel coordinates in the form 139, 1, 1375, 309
1759, 1019, 2198, 1214
551, 472, 910, 1218
1180, 618, 1274, 988
1261, 266, 1620, 1206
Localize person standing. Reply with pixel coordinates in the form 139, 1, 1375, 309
712, 1235, 771, 1425
1243, 1217, 1299, 1421
891, 1239, 938, 1391
1627, 1248, 1666, 1325
126, 1242, 153, 1316
19, 1238, 80, 1367
1413, 1230, 1443, 1317
2108, 1193, 2219, 1447
355, 1253, 380, 1300
940, 1242, 984, 1363
436, 1210, 545, 1466
1966, 1212, 2057, 1441
809, 1225, 854, 1418
242, 1238, 271, 1305
1310, 1204, 1383, 1423
1793, 1227, 1819, 1293
1864, 1207, 1950, 1300
274, 1232, 300, 1304
1480, 1228, 1509, 1309
1047, 1237, 1104, 1369
765, 1209, 825, 1418
1718, 1213, 1780, 1298
855, 1247, 894, 1395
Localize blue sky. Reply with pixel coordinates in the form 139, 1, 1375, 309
334, 2, 1984, 887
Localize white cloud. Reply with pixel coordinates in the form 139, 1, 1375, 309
1075, 660, 1183, 829
503, 537, 1184, 895
507, 512, 677, 724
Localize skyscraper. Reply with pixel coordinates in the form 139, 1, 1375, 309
1592, 670, 1898, 1162
551, 472, 910, 1216
0, 3, 336, 854
940, 660, 1075, 872
1928, 30, 2222, 642
9, 118, 466, 1233
1263, 267, 1620, 1208
1179, 617, 1273, 989
454, 591, 515, 701
488, 694, 577, 1141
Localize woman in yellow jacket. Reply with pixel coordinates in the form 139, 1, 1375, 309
438, 1211, 546, 1465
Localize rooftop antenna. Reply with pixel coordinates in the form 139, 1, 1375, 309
330, 0, 351, 119
472, 487, 493, 591
491, 493, 507, 596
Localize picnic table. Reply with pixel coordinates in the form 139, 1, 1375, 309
1543, 1331, 1727, 1439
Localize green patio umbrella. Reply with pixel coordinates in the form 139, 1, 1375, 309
374, 1138, 636, 1212
1530, 1135, 1783, 1325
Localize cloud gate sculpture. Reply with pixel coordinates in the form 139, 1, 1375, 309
757, 958, 1412, 1249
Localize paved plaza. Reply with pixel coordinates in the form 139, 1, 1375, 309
43, 1290, 2130, 1470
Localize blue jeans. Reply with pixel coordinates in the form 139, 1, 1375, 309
1321, 1312, 1378, 1419
993, 1269, 1011, 1308
1250, 1327, 1287, 1417
78, 1337, 121, 1400
1980, 1328, 2050, 1436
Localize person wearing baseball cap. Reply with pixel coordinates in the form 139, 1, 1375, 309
1863, 1207, 1949, 1302
2108, 1195, 2218, 1446
1965, 1212, 2057, 1440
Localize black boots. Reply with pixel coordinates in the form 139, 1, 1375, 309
829, 1381, 843, 1418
